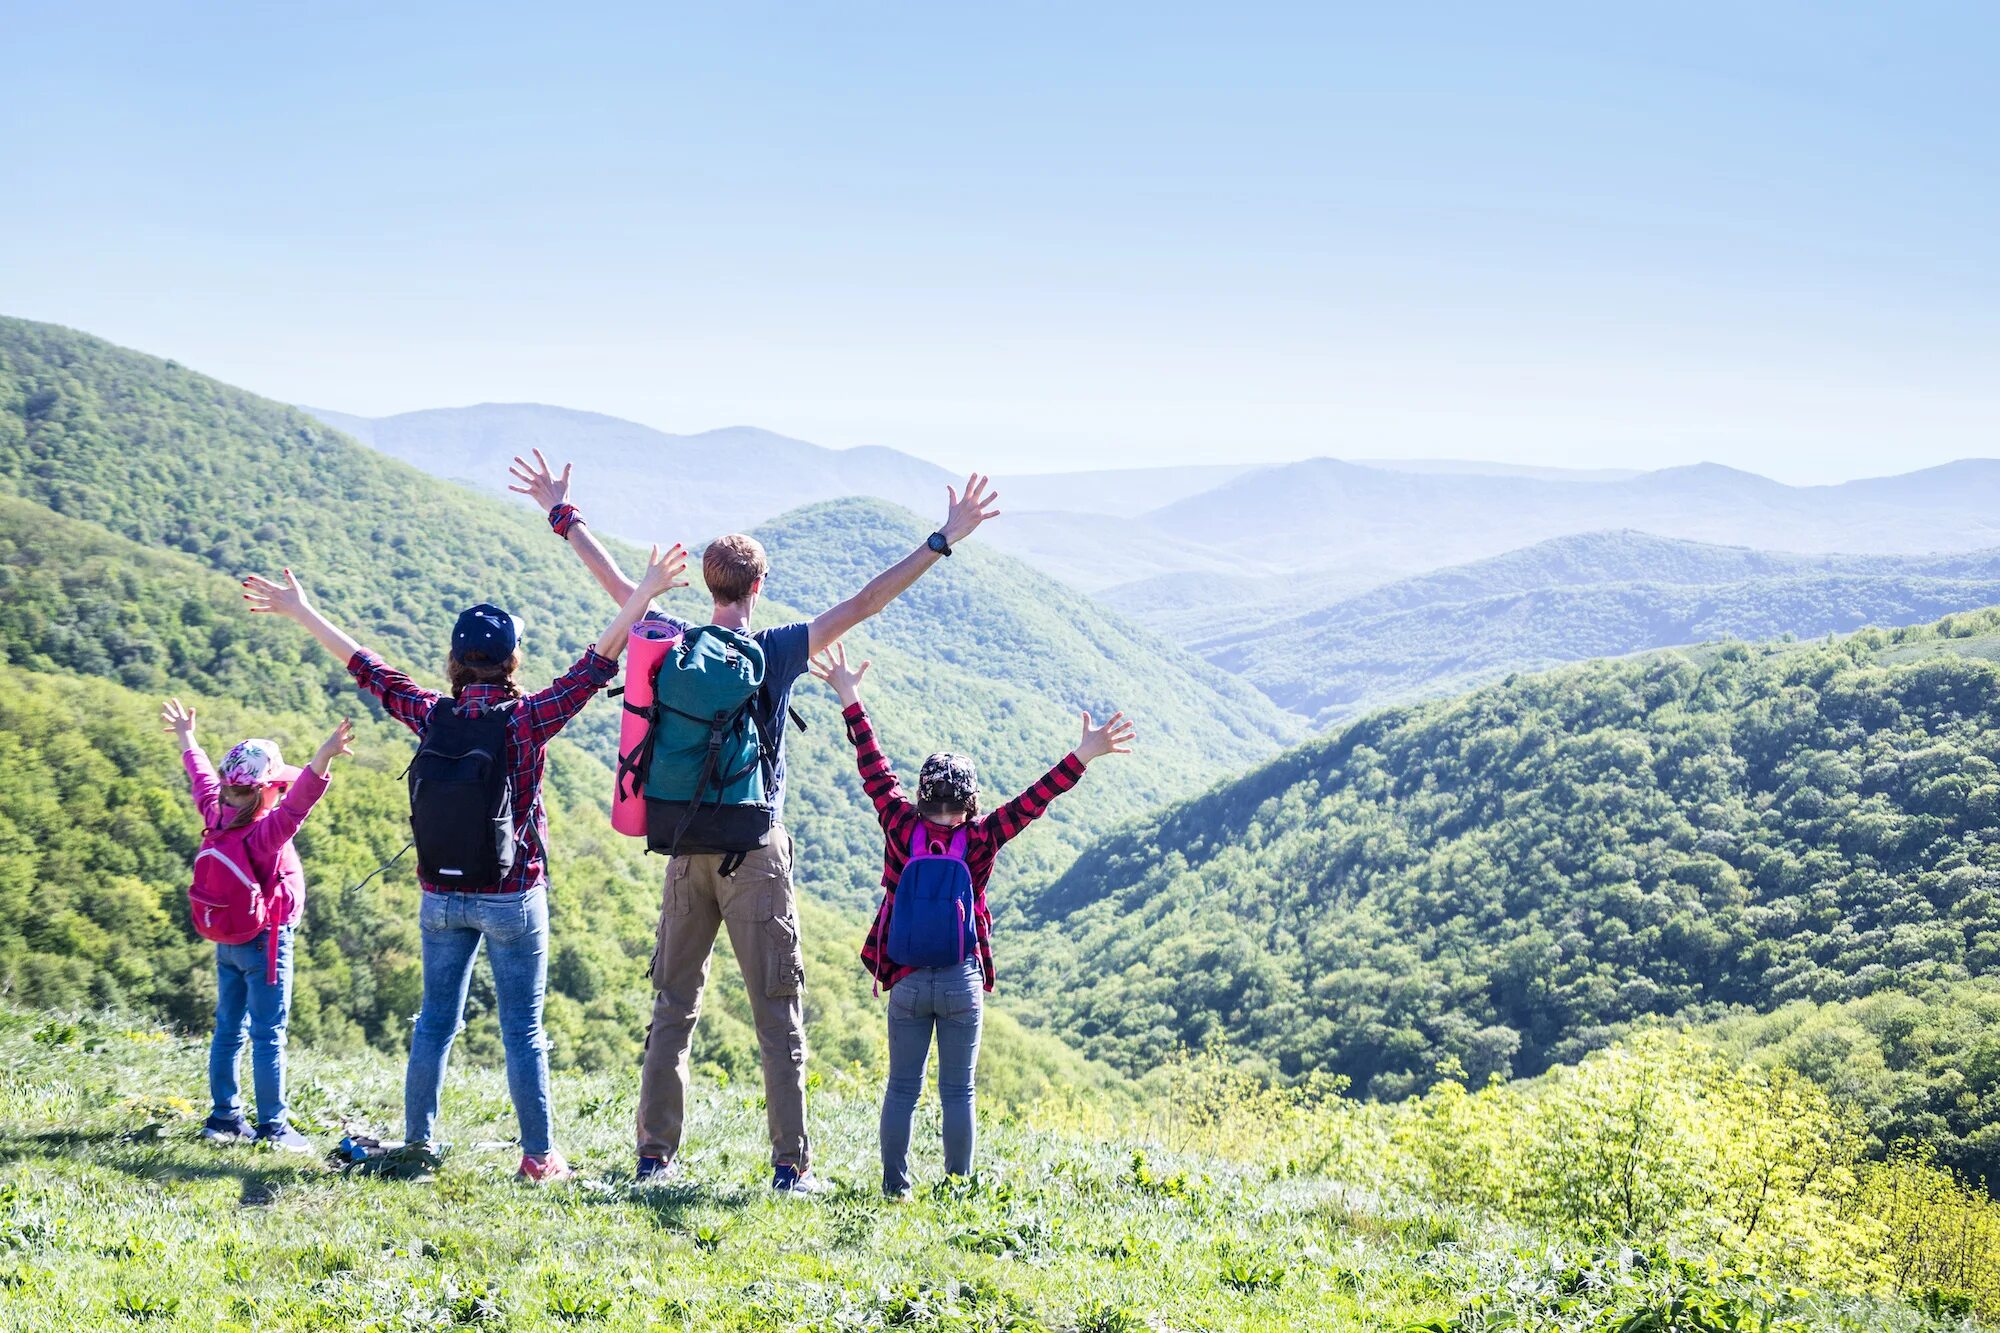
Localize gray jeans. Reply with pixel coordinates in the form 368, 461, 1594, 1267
880, 958, 984, 1195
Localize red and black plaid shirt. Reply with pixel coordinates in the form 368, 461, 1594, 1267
348, 647, 617, 895
848, 702, 1085, 992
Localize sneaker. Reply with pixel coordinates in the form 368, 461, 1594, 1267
883, 1186, 913, 1203
634, 1155, 677, 1185
201, 1113, 253, 1143
254, 1121, 313, 1153
772, 1163, 831, 1196
517, 1152, 574, 1184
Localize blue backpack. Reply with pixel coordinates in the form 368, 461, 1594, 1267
886, 824, 975, 968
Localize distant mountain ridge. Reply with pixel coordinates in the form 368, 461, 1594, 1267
1189, 530, 2000, 726
302, 402, 956, 551
307, 403, 2000, 598
1145, 456, 2000, 576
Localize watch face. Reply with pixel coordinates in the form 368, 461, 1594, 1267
928, 532, 949, 553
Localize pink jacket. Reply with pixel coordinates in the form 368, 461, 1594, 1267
183, 747, 329, 926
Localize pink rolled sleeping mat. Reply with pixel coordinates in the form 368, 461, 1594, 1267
613, 621, 681, 837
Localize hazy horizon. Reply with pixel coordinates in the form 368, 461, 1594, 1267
303, 394, 1994, 487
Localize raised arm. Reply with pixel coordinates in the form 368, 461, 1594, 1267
163, 698, 221, 825
244, 569, 436, 732
242, 568, 363, 663
247, 718, 350, 860
808, 474, 1001, 655
509, 449, 639, 604
594, 544, 688, 665
984, 709, 1137, 850
517, 543, 688, 745
811, 643, 912, 832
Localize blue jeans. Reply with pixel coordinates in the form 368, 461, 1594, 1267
880, 959, 984, 1194
404, 888, 554, 1157
210, 925, 294, 1126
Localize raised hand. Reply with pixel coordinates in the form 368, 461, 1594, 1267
941, 473, 1002, 545
160, 697, 197, 744
810, 641, 872, 704
507, 448, 572, 511
242, 569, 312, 621
637, 543, 691, 600
1076, 709, 1136, 766
312, 718, 356, 775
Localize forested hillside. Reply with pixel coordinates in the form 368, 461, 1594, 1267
0, 316, 1289, 905
0, 650, 1115, 1105
1198, 530, 2000, 726
0, 316, 1170, 1093
1697, 977, 2000, 1188
1016, 609, 2000, 1106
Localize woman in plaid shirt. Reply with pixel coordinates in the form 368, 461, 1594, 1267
811, 641, 1135, 1198
244, 547, 685, 1182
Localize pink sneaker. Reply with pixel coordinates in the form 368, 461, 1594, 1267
517, 1151, 574, 1183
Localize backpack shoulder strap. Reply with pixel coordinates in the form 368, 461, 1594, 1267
195, 843, 262, 892
907, 821, 932, 859
947, 827, 970, 861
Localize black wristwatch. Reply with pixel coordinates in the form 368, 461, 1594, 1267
927, 531, 953, 557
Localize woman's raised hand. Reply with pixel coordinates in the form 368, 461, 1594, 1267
637, 543, 690, 600
810, 641, 871, 704
1076, 709, 1136, 766
242, 568, 312, 620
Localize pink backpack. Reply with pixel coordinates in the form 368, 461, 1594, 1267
189, 823, 290, 982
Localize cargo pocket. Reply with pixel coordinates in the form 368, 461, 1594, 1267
661, 864, 698, 922
763, 914, 805, 998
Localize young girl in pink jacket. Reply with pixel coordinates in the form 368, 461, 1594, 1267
164, 698, 351, 1152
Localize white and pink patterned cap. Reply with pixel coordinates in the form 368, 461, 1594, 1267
219, 738, 300, 787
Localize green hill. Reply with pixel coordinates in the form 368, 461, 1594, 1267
0, 316, 1156, 1096
0, 316, 1293, 914
748, 497, 1298, 904
0, 655, 1116, 1106
1190, 531, 2000, 727
1695, 976, 2000, 1189
1014, 609, 2000, 1104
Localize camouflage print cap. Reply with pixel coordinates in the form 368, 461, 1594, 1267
917, 752, 978, 809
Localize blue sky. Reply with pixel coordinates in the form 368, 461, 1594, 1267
3, 2, 1994, 479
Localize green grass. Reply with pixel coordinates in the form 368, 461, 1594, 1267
0, 1012, 1958, 1332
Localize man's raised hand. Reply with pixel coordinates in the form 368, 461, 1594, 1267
941, 473, 1002, 545
507, 448, 572, 511
160, 697, 197, 744
809, 641, 872, 705
242, 569, 312, 620
1076, 709, 1136, 766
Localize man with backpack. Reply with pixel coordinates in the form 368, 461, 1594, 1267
506, 450, 1001, 1192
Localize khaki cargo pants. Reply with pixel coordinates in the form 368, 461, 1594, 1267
635, 830, 810, 1170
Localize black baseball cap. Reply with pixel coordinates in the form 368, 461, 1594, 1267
452, 603, 520, 662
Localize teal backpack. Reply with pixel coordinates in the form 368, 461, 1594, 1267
619, 625, 777, 860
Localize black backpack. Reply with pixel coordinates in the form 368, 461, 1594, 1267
408, 701, 519, 890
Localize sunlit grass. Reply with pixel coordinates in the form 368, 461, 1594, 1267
0, 1010, 1961, 1332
